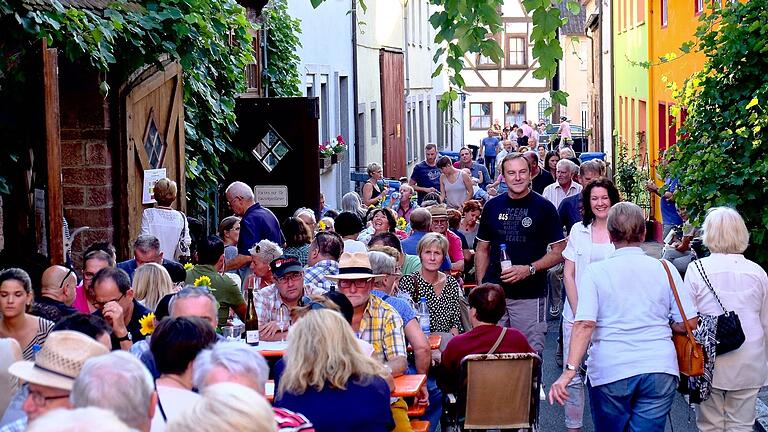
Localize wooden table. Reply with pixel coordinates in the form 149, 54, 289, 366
407, 334, 442, 352
392, 374, 427, 398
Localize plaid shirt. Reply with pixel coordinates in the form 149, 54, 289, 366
357, 295, 407, 363
303, 260, 339, 292
254, 283, 325, 324
0, 418, 26, 432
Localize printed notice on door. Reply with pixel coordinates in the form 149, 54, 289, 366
253, 185, 289, 207
142, 168, 167, 204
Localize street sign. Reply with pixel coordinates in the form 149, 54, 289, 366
253, 185, 289, 208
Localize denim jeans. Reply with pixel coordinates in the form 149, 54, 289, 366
562, 320, 585, 429
588, 373, 677, 432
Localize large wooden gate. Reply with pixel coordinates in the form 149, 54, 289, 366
117, 60, 186, 258
379, 49, 406, 179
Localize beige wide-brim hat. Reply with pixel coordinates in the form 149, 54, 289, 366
326, 252, 384, 280
428, 204, 449, 219
8, 330, 109, 391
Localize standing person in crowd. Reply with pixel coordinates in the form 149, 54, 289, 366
494, 140, 515, 180
529, 119, 540, 144
186, 236, 245, 327
72, 351, 157, 432
274, 309, 394, 432
369, 232, 422, 276
149, 317, 216, 431
304, 231, 343, 291
515, 127, 529, 148
537, 144, 547, 168
318, 192, 333, 219
521, 120, 534, 140
549, 202, 697, 431
557, 116, 572, 147
684, 207, 768, 432
439, 284, 533, 393
4, 331, 108, 432
480, 131, 500, 179
341, 192, 367, 222
133, 263, 175, 312
139, 178, 190, 261
0, 269, 54, 361
334, 212, 368, 253
545, 151, 560, 180
281, 217, 313, 266
74, 248, 115, 314
168, 383, 276, 432
92, 267, 151, 350
438, 156, 473, 210
399, 233, 464, 335
249, 239, 283, 290
193, 343, 314, 431
447, 209, 472, 267
453, 147, 490, 190
410, 144, 442, 203
117, 235, 184, 281
219, 216, 241, 274
458, 200, 482, 249
33, 265, 78, 323
661, 208, 699, 274
558, 160, 603, 230
362, 163, 386, 207
293, 208, 318, 236
559, 147, 577, 163
475, 153, 565, 354
429, 205, 465, 272
560, 178, 620, 432
254, 256, 324, 341
393, 184, 419, 224
522, 151, 555, 195
223, 181, 285, 273
401, 208, 432, 256
543, 159, 582, 209
646, 174, 684, 241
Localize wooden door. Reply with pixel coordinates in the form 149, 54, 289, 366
117, 60, 185, 258
379, 49, 406, 179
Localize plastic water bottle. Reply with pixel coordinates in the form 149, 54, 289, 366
417, 297, 431, 335
500, 244, 512, 270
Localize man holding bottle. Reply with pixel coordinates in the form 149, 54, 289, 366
474, 153, 566, 353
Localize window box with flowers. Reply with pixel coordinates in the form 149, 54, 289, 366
319, 135, 347, 174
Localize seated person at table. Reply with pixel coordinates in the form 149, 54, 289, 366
254, 255, 324, 341
439, 283, 533, 393
185, 236, 245, 327
193, 342, 314, 431
273, 309, 394, 432
92, 267, 151, 350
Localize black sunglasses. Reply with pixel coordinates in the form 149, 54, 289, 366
59, 267, 75, 289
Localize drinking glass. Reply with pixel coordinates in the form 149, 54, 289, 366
276, 307, 290, 342
221, 326, 236, 340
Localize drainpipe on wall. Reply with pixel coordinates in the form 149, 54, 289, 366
351, 0, 361, 170
262, 27, 269, 97
402, 0, 411, 161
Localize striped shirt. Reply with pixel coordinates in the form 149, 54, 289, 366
21, 317, 54, 361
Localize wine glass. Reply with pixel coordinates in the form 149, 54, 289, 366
276, 307, 290, 343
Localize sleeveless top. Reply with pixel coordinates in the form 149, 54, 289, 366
369, 181, 382, 200
444, 172, 467, 209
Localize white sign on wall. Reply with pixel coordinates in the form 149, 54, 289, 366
253, 185, 289, 208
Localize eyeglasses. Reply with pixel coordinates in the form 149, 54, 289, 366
59, 267, 75, 289
338, 279, 371, 289
276, 272, 303, 284
28, 390, 69, 407
93, 293, 125, 309
432, 220, 448, 225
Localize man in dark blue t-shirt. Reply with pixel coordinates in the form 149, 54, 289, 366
475, 153, 566, 353
480, 130, 500, 178
409, 143, 442, 203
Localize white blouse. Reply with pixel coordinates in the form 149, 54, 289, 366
140, 208, 191, 260
684, 253, 768, 390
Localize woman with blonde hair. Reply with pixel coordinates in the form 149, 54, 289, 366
685, 207, 768, 431
140, 178, 190, 260
167, 383, 276, 432
362, 162, 386, 207
133, 263, 175, 311
274, 309, 394, 432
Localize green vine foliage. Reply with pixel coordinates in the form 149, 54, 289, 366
664, 0, 768, 265
264, 0, 302, 97
0, 0, 254, 203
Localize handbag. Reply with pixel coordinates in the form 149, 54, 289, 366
692, 258, 745, 355
174, 210, 190, 263
662, 260, 705, 377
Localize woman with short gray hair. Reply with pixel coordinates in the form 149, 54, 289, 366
684, 207, 768, 431
248, 240, 283, 288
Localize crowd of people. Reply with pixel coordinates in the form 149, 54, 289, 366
0, 139, 766, 432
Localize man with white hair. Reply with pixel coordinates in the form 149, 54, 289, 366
223, 181, 284, 272
71, 351, 157, 432
193, 342, 313, 431
543, 159, 582, 209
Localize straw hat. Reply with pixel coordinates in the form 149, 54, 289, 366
9, 330, 109, 391
428, 204, 449, 219
326, 252, 384, 280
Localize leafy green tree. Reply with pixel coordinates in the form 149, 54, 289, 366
264, 0, 302, 97
665, 0, 768, 264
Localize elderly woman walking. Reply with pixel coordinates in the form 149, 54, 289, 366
684, 207, 768, 432
549, 202, 698, 431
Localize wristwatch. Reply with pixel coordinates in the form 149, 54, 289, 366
116, 331, 132, 342
565, 363, 577, 372
528, 264, 536, 276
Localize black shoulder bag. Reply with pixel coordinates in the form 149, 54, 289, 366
692, 258, 745, 355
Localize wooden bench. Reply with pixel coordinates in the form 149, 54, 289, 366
410, 420, 430, 432
407, 403, 426, 417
